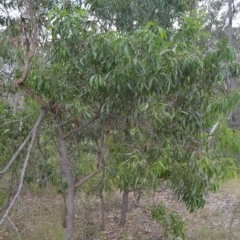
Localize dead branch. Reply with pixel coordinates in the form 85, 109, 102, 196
0, 108, 47, 225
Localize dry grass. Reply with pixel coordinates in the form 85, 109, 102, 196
1, 180, 240, 239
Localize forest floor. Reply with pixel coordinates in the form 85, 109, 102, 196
1, 179, 240, 240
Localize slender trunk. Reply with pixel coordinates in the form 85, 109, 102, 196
120, 188, 129, 227
58, 122, 75, 240
61, 176, 67, 229
134, 189, 142, 206
99, 185, 105, 231
99, 167, 105, 231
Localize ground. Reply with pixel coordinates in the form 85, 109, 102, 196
1, 180, 240, 240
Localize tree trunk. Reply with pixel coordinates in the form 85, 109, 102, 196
228, 0, 233, 46
120, 188, 129, 227
99, 186, 105, 231
99, 167, 106, 231
58, 122, 75, 240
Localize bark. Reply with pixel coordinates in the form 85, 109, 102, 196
57, 120, 75, 240
62, 192, 68, 229
120, 188, 129, 227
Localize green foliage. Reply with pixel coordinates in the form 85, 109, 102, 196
85, 0, 198, 32
151, 202, 186, 239
44, 7, 240, 212
1, 2, 240, 236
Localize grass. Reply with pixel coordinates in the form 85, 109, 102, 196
1, 180, 240, 239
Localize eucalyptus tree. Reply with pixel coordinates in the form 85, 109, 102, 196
198, 0, 240, 129
48, 6, 240, 234
198, 0, 240, 48
1, 1, 240, 240
85, 0, 199, 32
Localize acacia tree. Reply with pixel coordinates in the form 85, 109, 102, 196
1, 1, 240, 240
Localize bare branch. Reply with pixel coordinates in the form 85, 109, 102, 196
0, 108, 47, 225
75, 170, 100, 189
17, 0, 38, 85
63, 113, 100, 140
75, 144, 108, 189
0, 131, 32, 176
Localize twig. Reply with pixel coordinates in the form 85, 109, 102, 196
63, 112, 100, 140
0, 108, 40, 127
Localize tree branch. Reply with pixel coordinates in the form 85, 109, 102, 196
0, 108, 47, 225
63, 112, 100, 140
17, 0, 38, 85
0, 130, 32, 176
19, 85, 48, 107
75, 170, 100, 189
75, 144, 108, 189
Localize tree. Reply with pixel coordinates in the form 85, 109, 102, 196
0, 1, 240, 239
